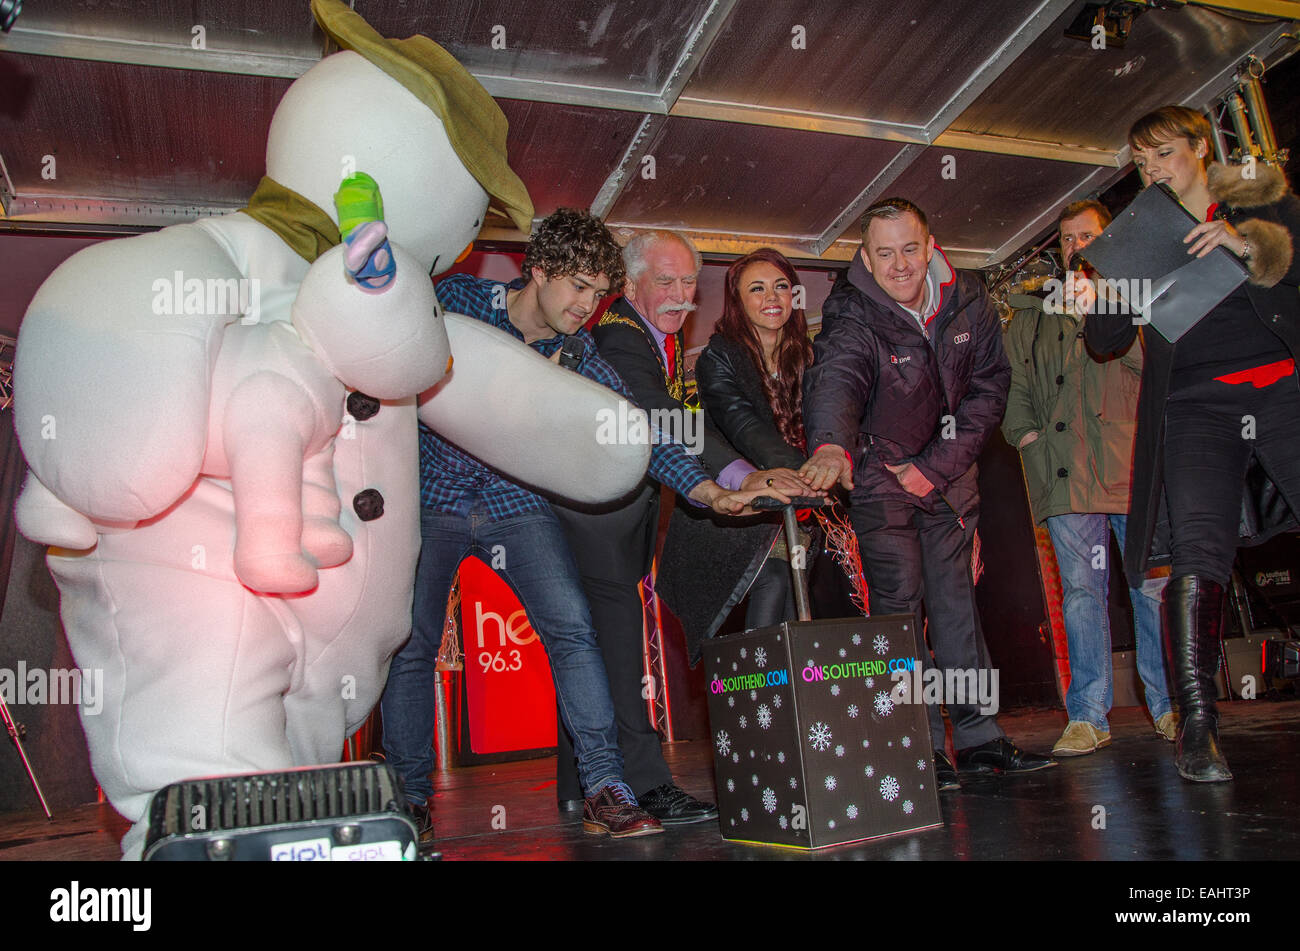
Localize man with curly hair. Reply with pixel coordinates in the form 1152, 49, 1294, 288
381, 208, 765, 846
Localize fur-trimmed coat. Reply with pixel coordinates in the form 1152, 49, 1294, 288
1084, 162, 1300, 585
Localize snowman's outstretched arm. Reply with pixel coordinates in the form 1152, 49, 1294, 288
14, 223, 244, 524
418, 314, 650, 505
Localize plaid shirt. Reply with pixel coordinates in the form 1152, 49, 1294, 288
420, 273, 711, 519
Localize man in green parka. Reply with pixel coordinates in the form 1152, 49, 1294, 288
1002, 200, 1175, 757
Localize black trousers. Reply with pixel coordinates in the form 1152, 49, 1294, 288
745, 556, 797, 630
1163, 374, 1300, 585
555, 575, 673, 800
849, 497, 1005, 753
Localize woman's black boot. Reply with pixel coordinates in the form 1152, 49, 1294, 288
1163, 575, 1233, 783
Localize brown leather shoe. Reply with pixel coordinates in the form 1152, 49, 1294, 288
582, 781, 663, 838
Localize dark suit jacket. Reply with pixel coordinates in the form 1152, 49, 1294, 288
552, 297, 740, 583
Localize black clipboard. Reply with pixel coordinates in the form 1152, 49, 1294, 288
1079, 182, 1248, 343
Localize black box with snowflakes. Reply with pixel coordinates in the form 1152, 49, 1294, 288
705, 615, 942, 848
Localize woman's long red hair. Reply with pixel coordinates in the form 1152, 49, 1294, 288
715, 248, 814, 452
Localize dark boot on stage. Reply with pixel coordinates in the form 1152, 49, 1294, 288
1164, 575, 1233, 783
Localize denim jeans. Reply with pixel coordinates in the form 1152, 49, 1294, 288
380, 504, 623, 804
1046, 513, 1173, 730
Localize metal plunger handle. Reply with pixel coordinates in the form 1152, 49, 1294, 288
783, 505, 813, 622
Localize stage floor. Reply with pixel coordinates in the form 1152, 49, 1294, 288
3, 700, 1298, 861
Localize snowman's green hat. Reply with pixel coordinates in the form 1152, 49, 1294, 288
311, 0, 534, 232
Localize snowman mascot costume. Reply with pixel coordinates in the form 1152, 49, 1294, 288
11, 0, 648, 859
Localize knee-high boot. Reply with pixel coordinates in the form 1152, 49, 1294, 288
1163, 575, 1233, 782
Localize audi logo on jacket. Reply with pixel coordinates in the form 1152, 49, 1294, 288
802, 247, 1011, 514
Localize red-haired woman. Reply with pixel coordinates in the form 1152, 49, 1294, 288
659, 249, 817, 659
1083, 105, 1300, 782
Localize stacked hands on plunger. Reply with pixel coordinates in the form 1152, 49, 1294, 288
692, 466, 829, 516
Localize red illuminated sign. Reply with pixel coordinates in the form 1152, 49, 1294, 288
458, 557, 558, 754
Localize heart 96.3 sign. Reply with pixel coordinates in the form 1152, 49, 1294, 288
458, 557, 557, 754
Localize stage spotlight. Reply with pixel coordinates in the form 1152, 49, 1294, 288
0, 1, 22, 34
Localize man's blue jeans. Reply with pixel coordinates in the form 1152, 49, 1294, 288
381, 504, 624, 804
1046, 513, 1173, 730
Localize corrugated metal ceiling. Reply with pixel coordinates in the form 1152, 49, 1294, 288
1, 0, 1296, 267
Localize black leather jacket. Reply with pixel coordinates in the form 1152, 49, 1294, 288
695, 333, 806, 471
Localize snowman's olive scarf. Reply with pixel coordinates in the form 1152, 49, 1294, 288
240, 176, 341, 263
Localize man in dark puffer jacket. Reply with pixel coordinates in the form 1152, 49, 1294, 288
802, 197, 1055, 789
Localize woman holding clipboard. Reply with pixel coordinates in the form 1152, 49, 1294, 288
1082, 105, 1300, 783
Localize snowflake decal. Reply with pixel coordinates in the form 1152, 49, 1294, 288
777, 751, 786, 764
741, 808, 749, 821
880, 775, 901, 802
903, 800, 914, 815
755, 647, 768, 668
866, 677, 875, 689
852, 633, 862, 646
739, 647, 747, 659
750, 690, 758, 701
772, 694, 782, 709
902, 735, 912, 748
732, 661, 738, 671
814, 641, 820, 648
895, 680, 908, 698
728, 696, 735, 708
739, 715, 748, 729
757, 704, 772, 730
807, 721, 833, 752
752, 774, 759, 786
917, 759, 927, 771
789, 777, 798, 789
715, 730, 731, 756
865, 764, 875, 778
830, 684, 840, 697
778, 815, 788, 830
874, 691, 895, 717
806, 659, 815, 668
846, 804, 858, 820
727, 778, 735, 792
838, 648, 847, 658
828, 819, 836, 829
835, 744, 845, 758
873, 634, 890, 655
825, 775, 837, 791
847, 704, 860, 718
732, 752, 740, 763
762, 787, 778, 814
